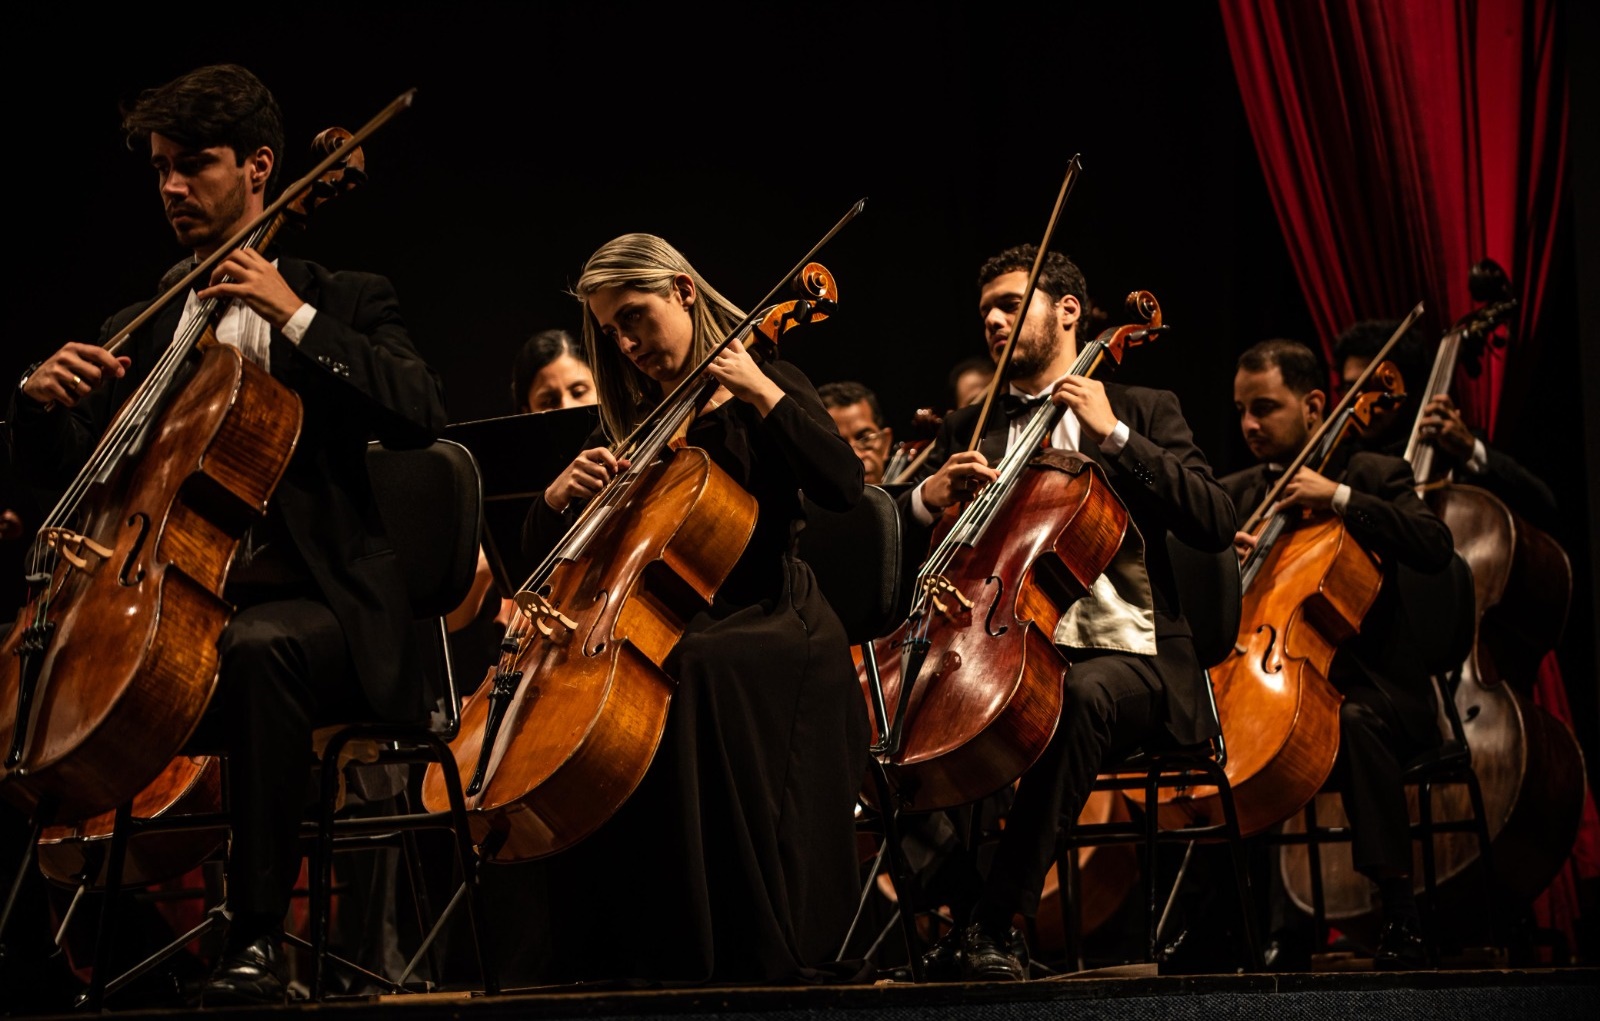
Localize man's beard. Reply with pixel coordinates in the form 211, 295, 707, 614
172, 177, 248, 250
1002, 317, 1061, 383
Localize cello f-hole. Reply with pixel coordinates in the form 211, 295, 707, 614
983, 575, 1010, 638
118, 513, 151, 587
583, 588, 612, 657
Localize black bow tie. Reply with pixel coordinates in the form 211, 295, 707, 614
1000, 393, 1050, 418
1263, 464, 1286, 483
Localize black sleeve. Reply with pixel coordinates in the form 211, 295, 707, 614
1103, 388, 1237, 552
1340, 452, 1455, 571
519, 425, 607, 565
1472, 442, 1559, 529
286, 271, 445, 448
757, 361, 863, 512
6, 310, 136, 491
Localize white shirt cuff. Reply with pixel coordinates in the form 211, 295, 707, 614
1465, 438, 1489, 475
1330, 483, 1353, 515
281, 303, 316, 344
910, 481, 938, 526
1098, 420, 1130, 456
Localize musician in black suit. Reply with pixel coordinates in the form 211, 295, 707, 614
1334, 319, 1557, 528
900, 245, 1236, 980
1226, 339, 1453, 968
6, 64, 443, 1004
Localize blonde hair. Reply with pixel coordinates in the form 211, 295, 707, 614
573, 233, 746, 442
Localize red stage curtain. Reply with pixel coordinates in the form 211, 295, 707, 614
1220, 0, 1591, 958
1218, 0, 1567, 444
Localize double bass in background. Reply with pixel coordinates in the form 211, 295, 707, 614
1281, 267, 1587, 943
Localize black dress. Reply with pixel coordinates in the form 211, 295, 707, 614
518, 359, 869, 984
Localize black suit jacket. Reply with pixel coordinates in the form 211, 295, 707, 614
7, 257, 446, 721
1373, 431, 1558, 532
899, 382, 1237, 745
1219, 452, 1454, 746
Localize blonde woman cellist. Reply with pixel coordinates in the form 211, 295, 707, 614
518, 233, 868, 984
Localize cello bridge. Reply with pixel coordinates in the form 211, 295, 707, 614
41, 527, 113, 571
514, 591, 579, 640
922, 574, 974, 620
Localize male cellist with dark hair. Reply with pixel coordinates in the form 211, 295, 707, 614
5, 63, 444, 1004
1224, 338, 1453, 969
900, 244, 1236, 980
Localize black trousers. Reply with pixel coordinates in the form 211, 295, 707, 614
974, 648, 1167, 926
186, 597, 366, 937
1331, 684, 1416, 877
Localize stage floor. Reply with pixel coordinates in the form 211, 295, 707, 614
16, 965, 1597, 1020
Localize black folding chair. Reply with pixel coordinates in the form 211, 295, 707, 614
794, 486, 924, 977
1049, 533, 1259, 973
69, 438, 498, 1006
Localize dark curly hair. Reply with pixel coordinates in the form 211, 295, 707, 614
121, 64, 285, 195
977, 244, 1088, 310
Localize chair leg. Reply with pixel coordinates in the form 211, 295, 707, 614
1059, 826, 1084, 973
1143, 770, 1160, 963
1417, 780, 1439, 965
1211, 769, 1259, 971
1463, 772, 1499, 951
310, 734, 347, 1001
865, 760, 925, 982
423, 732, 500, 995
81, 800, 135, 1011
1304, 799, 1326, 954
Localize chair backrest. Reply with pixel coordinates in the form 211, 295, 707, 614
367, 440, 484, 737
1395, 552, 1476, 677
366, 439, 485, 621
798, 486, 905, 645
1165, 533, 1243, 670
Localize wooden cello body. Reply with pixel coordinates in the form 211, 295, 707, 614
1161, 513, 1379, 836
0, 344, 300, 820
421, 258, 845, 862
420, 446, 755, 861
867, 450, 1128, 814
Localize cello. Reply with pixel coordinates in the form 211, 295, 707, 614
420, 208, 862, 861
1158, 308, 1424, 838
883, 408, 945, 486
1279, 274, 1587, 935
23, 123, 396, 893
865, 285, 1166, 814
0, 94, 412, 826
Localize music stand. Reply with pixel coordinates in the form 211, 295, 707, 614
443, 406, 600, 597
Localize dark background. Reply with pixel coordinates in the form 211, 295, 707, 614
3, 3, 1594, 775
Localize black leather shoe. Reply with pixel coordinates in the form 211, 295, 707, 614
1373, 916, 1429, 970
960, 922, 1026, 982
918, 927, 965, 981
196, 934, 287, 1005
